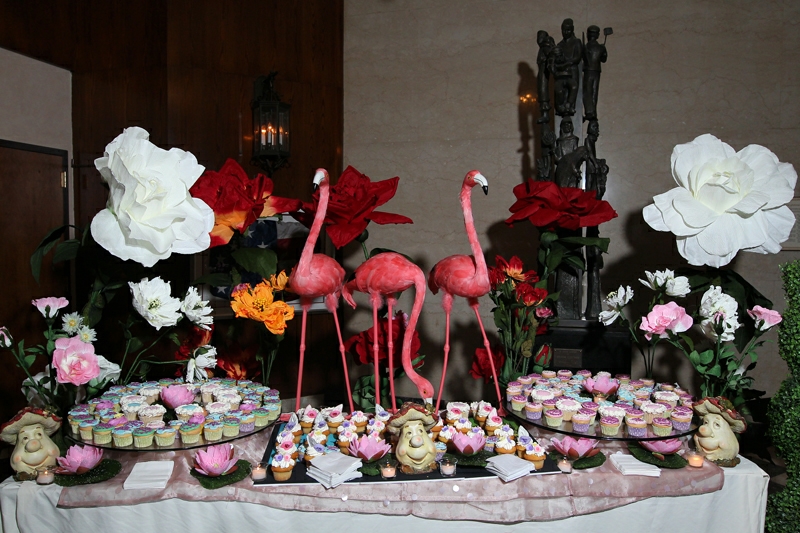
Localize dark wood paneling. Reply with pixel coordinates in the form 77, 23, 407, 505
0, 0, 345, 406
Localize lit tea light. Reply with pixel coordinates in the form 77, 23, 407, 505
251, 462, 267, 481
439, 458, 458, 477
379, 458, 397, 480
686, 452, 705, 468
36, 466, 55, 485
557, 457, 573, 474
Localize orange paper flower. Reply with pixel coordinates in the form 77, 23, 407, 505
230, 280, 295, 335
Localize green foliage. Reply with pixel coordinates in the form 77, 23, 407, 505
189, 460, 251, 490
766, 260, 800, 532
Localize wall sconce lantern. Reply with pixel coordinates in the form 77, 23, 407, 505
252, 72, 290, 176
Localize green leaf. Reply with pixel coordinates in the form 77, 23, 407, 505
545, 247, 564, 272
30, 225, 68, 283
562, 254, 586, 271
22, 354, 36, 369
539, 231, 559, 247
53, 239, 81, 264
558, 236, 611, 253
698, 349, 715, 365
707, 364, 722, 378
128, 338, 144, 354
231, 248, 277, 279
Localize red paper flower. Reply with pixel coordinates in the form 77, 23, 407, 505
516, 283, 548, 307
498, 256, 538, 283
291, 166, 413, 249
505, 180, 617, 231
470, 344, 506, 384
190, 159, 301, 247
344, 311, 420, 368
215, 343, 261, 381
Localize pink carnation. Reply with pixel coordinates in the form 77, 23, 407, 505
747, 305, 782, 331
52, 336, 100, 385
32, 297, 69, 319
640, 302, 693, 341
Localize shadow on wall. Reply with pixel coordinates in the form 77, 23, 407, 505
517, 61, 538, 183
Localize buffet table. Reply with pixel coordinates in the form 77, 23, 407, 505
0, 426, 769, 533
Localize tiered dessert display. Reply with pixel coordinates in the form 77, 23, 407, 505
64, 378, 280, 451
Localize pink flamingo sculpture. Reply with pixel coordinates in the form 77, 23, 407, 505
342, 253, 434, 412
429, 170, 505, 415
289, 169, 354, 413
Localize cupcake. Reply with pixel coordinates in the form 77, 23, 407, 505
223, 416, 241, 437
270, 453, 295, 481
557, 369, 573, 380
299, 406, 319, 434
430, 417, 444, 440
325, 406, 345, 433
179, 422, 203, 444
484, 411, 503, 436
349, 410, 369, 433
133, 427, 156, 448
79, 420, 99, 442
544, 409, 563, 428
175, 404, 204, 422
510, 394, 528, 412
653, 390, 680, 407
138, 404, 167, 425
138, 386, 162, 405
240, 413, 256, 433
206, 401, 230, 416
555, 398, 581, 421
253, 408, 270, 428
625, 417, 647, 438
524, 402, 543, 421
203, 421, 224, 441
541, 370, 557, 380
69, 414, 92, 436
671, 407, 693, 431
438, 425, 457, 446
524, 443, 547, 469
600, 416, 621, 436
277, 439, 299, 460
641, 402, 668, 424
494, 436, 516, 454
304, 443, 325, 465
542, 398, 559, 412
531, 389, 555, 402
93, 423, 114, 445
112, 426, 133, 447
155, 427, 177, 446
571, 412, 592, 433
598, 405, 627, 420
475, 402, 493, 427
454, 417, 472, 434
337, 430, 356, 454
483, 435, 498, 453
200, 382, 221, 404
652, 417, 673, 437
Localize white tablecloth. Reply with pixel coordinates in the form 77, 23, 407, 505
0, 455, 768, 533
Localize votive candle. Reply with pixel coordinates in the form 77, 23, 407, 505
251, 462, 268, 481
36, 467, 55, 485
686, 452, 704, 468
439, 458, 457, 477
557, 458, 573, 474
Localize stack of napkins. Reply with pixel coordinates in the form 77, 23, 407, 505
306, 452, 363, 488
486, 454, 535, 482
610, 453, 661, 477
123, 461, 175, 490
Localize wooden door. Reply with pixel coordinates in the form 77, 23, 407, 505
0, 140, 69, 422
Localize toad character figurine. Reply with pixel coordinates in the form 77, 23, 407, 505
0, 407, 62, 478
693, 397, 746, 467
387, 402, 437, 474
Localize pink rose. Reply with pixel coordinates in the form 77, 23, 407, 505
52, 336, 100, 385
32, 297, 69, 319
535, 307, 554, 319
640, 302, 693, 341
747, 305, 782, 331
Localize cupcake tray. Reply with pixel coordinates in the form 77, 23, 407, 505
506, 402, 698, 442
254, 422, 560, 485
65, 417, 277, 452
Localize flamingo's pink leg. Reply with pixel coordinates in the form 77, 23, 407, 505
470, 301, 506, 416
386, 300, 397, 413
435, 308, 451, 414
295, 306, 309, 413
372, 296, 381, 407
331, 308, 355, 413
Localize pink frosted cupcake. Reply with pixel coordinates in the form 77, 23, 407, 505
671, 407, 693, 431
626, 417, 647, 438
542, 398, 559, 412
600, 416, 621, 436
524, 402, 543, 421
652, 417, 673, 437
571, 412, 592, 433
641, 402, 668, 424
510, 394, 528, 411
577, 407, 596, 425
557, 369, 573, 380
555, 398, 581, 421
544, 408, 563, 428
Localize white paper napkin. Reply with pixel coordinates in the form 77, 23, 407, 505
123, 461, 175, 490
486, 454, 535, 482
309, 452, 362, 475
610, 453, 661, 477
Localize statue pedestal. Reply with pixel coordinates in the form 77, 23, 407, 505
544, 319, 631, 375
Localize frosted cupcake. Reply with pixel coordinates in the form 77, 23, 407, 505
93, 423, 114, 445
270, 453, 295, 482
112, 426, 133, 447
304, 443, 325, 465
326, 406, 345, 433
625, 417, 647, 438
571, 412, 592, 433
524, 402, 543, 421
222, 416, 241, 437
122, 402, 145, 421
542, 398, 559, 412
557, 369, 573, 380
138, 386, 162, 405
179, 422, 203, 444
641, 402, 668, 424
349, 410, 369, 434
253, 408, 270, 428
600, 416, 621, 436
544, 408, 563, 428
475, 402, 493, 427
652, 417, 673, 437
175, 404, 204, 422
138, 405, 167, 425
494, 436, 516, 454
484, 410, 503, 436
598, 405, 627, 420
203, 421, 224, 441
555, 398, 581, 421
155, 427, 177, 446
133, 427, 156, 448
541, 370, 557, 380
337, 430, 357, 454
299, 406, 319, 433
653, 390, 680, 407
510, 394, 528, 411
671, 407, 694, 431
437, 425, 457, 446
532, 389, 555, 402
79, 420, 99, 442
524, 443, 547, 469
240, 413, 256, 433
454, 417, 472, 434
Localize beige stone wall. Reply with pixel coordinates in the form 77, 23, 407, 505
343, 1, 800, 402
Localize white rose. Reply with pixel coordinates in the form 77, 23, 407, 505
699, 285, 738, 321
181, 286, 214, 330
91, 127, 215, 268
599, 285, 633, 325
129, 277, 182, 330
643, 134, 797, 267
665, 276, 691, 298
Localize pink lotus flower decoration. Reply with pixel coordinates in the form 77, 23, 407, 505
640, 438, 683, 460
193, 443, 239, 477
161, 385, 195, 409
550, 436, 601, 459
348, 434, 391, 462
451, 431, 486, 456
583, 375, 619, 396
56, 444, 103, 474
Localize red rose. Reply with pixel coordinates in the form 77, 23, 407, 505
190, 159, 301, 247
470, 345, 506, 384
505, 180, 617, 231
516, 283, 548, 306
291, 166, 412, 249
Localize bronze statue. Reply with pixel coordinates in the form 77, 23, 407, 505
554, 19, 583, 116
582, 26, 609, 121
536, 30, 556, 124
554, 119, 578, 161
537, 126, 556, 180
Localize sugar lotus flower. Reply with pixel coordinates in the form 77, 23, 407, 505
583, 375, 619, 396
57, 444, 103, 474
550, 436, 600, 459
193, 443, 239, 477
160, 385, 195, 409
451, 431, 486, 456
348, 434, 391, 462
640, 438, 683, 456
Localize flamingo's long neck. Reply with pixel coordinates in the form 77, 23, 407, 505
460, 184, 488, 281
297, 179, 329, 276
402, 268, 430, 399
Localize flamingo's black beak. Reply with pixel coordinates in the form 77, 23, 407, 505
313, 184, 319, 192
482, 185, 488, 195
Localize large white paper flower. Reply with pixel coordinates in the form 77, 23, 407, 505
91, 127, 214, 268
129, 277, 182, 329
643, 134, 797, 268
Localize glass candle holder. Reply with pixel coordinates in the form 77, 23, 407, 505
439, 457, 458, 477
379, 458, 398, 480
557, 456, 573, 474
251, 462, 268, 481
36, 466, 55, 485
686, 451, 705, 468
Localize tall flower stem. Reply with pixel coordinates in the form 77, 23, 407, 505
122, 328, 174, 383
